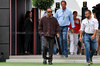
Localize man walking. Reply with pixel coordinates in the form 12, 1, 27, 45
79, 10, 98, 66
55, 1, 75, 58
38, 8, 60, 65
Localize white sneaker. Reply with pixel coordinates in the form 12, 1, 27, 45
70, 52, 74, 55
89, 58, 93, 64
79, 53, 82, 55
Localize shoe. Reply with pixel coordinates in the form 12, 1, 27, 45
43, 59, 47, 64
70, 52, 74, 55
57, 53, 60, 55
48, 61, 53, 65
64, 55, 68, 58
87, 61, 90, 66
89, 58, 93, 64
60, 55, 64, 57
79, 53, 82, 55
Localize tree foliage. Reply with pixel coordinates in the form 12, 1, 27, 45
32, 0, 54, 10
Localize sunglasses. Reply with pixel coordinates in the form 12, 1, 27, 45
47, 11, 52, 13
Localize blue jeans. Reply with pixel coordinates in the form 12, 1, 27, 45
84, 34, 97, 62
59, 26, 68, 56
53, 46, 57, 55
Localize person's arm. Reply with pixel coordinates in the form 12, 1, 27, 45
69, 11, 75, 29
38, 18, 43, 36
80, 22, 83, 37
79, 21, 84, 42
79, 30, 83, 42
93, 30, 97, 36
91, 19, 99, 40
91, 30, 97, 40
69, 11, 75, 33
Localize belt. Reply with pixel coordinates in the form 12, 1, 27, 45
85, 33, 93, 35
60, 26, 69, 28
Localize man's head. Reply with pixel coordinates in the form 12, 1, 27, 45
85, 10, 92, 19
46, 8, 52, 17
73, 11, 78, 18
61, 1, 67, 10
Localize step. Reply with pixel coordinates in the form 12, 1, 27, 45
6, 55, 100, 63
6, 59, 100, 63
9, 55, 100, 59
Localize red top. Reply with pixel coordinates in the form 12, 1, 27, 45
69, 18, 81, 33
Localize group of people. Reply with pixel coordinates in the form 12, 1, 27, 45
22, 1, 99, 66
38, 1, 99, 66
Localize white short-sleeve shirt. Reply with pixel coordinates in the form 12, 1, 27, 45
80, 18, 99, 34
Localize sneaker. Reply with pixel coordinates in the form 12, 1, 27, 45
48, 59, 53, 65
87, 61, 90, 66
57, 53, 60, 55
89, 58, 93, 64
48, 61, 53, 65
70, 52, 74, 55
64, 55, 68, 58
79, 53, 82, 55
60, 55, 64, 57
43, 59, 47, 64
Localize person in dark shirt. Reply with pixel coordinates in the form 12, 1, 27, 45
22, 11, 33, 55
38, 8, 60, 65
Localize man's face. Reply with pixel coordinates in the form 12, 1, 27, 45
73, 12, 77, 18
85, 11, 91, 19
61, 2, 66, 9
46, 9, 52, 16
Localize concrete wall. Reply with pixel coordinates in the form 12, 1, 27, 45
0, 0, 10, 61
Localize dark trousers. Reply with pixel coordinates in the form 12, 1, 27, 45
24, 34, 32, 52
42, 36, 54, 61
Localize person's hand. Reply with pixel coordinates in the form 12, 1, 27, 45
71, 29, 74, 33
57, 33, 60, 37
91, 35, 95, 40
79, 37, 82, 42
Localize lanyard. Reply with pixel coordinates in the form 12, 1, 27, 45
63, 11, 65, 20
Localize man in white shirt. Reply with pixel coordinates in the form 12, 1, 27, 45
79, 10, 98, 66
